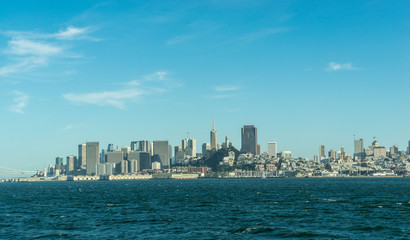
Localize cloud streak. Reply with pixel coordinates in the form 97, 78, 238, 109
325, 62, 358, 72
9, 91, 29, 114
0, 26, 98, 77
63, 71, 177, 109
63, 89, 142, 109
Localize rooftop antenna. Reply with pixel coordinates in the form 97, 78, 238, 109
212, 119, 215, 131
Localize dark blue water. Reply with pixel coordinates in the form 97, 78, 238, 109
0, 178, 409, 239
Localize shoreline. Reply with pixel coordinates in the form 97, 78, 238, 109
1, 174, 407, 183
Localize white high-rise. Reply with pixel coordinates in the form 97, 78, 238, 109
268, 142, 277, 158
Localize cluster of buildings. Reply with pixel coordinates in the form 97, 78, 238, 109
45, 121, 410, 178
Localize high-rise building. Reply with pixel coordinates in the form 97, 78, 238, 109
153, 141, 170, 169
101, 149, 107, 163
107, 151, 123, 164
131, 140, 151, 154
329, 149, 336, 160
86, 142, 100, 175
319, 145, 326, 159
257, 144, 261, 155
66, 155, 76, 173
78, 144, 86, 170
121, 147, 130, 160
182, 138, 196, 157
107, 144, 114, 152
407, 140, 410, 155
129, 160, 140, 173
55, 157, 63, 170
268, 142, 277, 158
210, 120, 218, 150
241, 125, 257, 155
139, 152, 151, 170
130, 141, 138, 151
202, 143, 211, 154
175, 146, 184, 163
354, 139, 364, 161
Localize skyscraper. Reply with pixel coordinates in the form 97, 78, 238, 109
319, 145, 326, 159
202, 143, 211, 154
182, 137, 196, 157
78, 143, 86, 170
153, 141, 170, 169
139, 152, 151, 170
107, 144, 114, 152
241, 125, 257, 155
268, 142, 277, 158
354, 139, 364, 160
66, 155, 76, 173
210, 120, 218, 150
86, 142, 100, 175
407, 140, 410, 155
55, 157, 63, 170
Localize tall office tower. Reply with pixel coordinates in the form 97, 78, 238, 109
128, 151, 140, 161
169, 144, 173, 165
390, 145, 399, 156
210, 120, 218, 150
86, 142, 100, 175
175, 146, 184, 163
268, 142, 277, 158
314, 154, 318, 162
101, 149, 107, 163
129, 159, 140, 173
329, 149, 336, 160
354, 139, 364, 160
407, 140, 410, 155
107, 144, 114, 152
121, 147, 130, 160
182, 138, 197, 157
153, 141, 170, 169
139, 152, 151, 170
319, 145, 326, 158
66, 155, 76, 173
241, 125, 257, 155
136, 140, 151, 153
202, 143, 211, 154
130, 141, 138, 151
55, 157, 63, 170
107, 151, 123, 164
78, 143, 87, 169
120, 160, 128, 174
257, 144, 261, 155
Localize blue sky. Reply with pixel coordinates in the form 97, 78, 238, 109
0, 0, 409, 171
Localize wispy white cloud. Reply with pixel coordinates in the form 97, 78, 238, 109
214, 85, 239, 92
325, 62, 359, 72
63, 89, 142, 109
0, 25, 99, 77
9, 91, 29, 114
144, 71, 168, 81
237, 27, 289, 43
53, 26, 100, 41
63, 71, 177, 109
8, 38, 62, 56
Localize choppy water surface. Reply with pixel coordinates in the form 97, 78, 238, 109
0, 178, 409, 239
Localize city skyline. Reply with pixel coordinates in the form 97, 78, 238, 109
0, 1, 409, 171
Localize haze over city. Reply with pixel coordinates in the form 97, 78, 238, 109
0, 0, 409, 171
